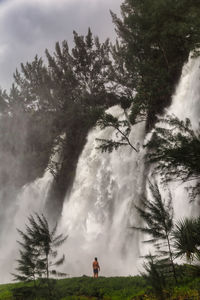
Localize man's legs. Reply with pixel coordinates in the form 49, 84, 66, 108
93, 270, 98, 278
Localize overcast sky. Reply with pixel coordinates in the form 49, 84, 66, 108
0, 0, 122, 89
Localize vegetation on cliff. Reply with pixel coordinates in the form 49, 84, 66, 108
112, 0, 200, 128
1, 0, 200, 299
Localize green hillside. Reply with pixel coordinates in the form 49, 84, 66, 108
0, 274, 200, 300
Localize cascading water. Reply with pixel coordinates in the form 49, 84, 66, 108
1, 55, 200, 282
58, 55, 200, 276
59, 106, 147, 277
169, 55, 200, 129
0, 172, 53, 283
0, 137, 63, 283
165, 55, 200, 220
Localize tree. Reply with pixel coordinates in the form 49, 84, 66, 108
13, 234, 41, 285
43, 29, 120, 220
1, 29, 120, 221
173, 217, 200, 263
97, 0, 200, 152
142, 254, 167, 300
13, 214, 68, 286
133, 181, 177, 283
96, 112, 138, 153
44, 28, 117, 119
146, 115, 200, 199
112, 0, 200, 129
0, 88, 9, 113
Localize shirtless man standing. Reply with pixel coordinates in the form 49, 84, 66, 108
92, 257, 100, 278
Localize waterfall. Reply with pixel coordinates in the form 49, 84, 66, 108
166, 55, 200, 220
0, 172, 53, 283
0, 136, 63, 283
1, 56, 200, 282
58, 56, 200, 277
58, 106, 147, 277
169, 55, 200, 129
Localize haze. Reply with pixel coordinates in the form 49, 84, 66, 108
0, 0, 122, 89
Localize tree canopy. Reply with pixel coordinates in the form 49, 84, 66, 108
146, 115, 200, 198
13, 214, 68, 284
112, 0, 200, 129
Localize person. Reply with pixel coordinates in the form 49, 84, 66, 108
92, 257, 100, 278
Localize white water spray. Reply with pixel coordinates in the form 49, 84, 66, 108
59, 106, 146, 277
0, 136, 64, 283
1, 56, 200, 282
166, 55, 200, 220
0, 172, 53, 283
59, 56, 200, 276
169, 55, 200, 129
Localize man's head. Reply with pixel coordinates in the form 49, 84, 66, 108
95, 257, 97, 261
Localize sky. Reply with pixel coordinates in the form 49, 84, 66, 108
0, 0, 122, 90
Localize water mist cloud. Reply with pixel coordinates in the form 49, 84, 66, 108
0, 0, 122, 89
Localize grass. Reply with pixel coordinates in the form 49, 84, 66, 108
0, 281, 30, 300
0, 274, 199, 300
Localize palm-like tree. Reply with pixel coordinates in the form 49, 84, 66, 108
173, 217, 200, 263
13, 213, 68, 284
134, 181, 177, 283
28, 214, 68, 280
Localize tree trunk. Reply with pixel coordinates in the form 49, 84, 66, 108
166, 234, 178, 284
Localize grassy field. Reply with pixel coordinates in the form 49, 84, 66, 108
0, 275, 200, 300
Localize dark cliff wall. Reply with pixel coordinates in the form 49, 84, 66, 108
45, 120, 92, 223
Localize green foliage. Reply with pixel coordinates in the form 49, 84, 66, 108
9, 28, 115, 137
134, 181, 173, 243
96, 112, 138, 152
112, 0, 200, 128
15, 276, 148, 300
0, 28, 120, 218
13, 214, 68, 284
0, 274, 199, 300
173, 217, 200, 263
97, 0, 200, 152
142, 255, 167, 300
44, 28, 117, 118
146, 115, 200, 198
133, 181, 177, 283
134, 191, 200, 297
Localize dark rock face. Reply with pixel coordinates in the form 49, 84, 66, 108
45, 121, 92, 223
145, 56, 188, 132
45, 96, 120, 223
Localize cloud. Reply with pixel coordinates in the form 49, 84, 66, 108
0, 0, 122, 89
